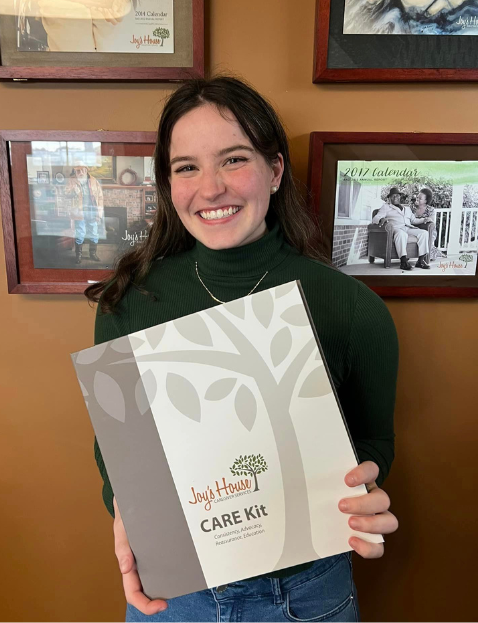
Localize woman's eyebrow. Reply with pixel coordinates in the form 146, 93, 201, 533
169, 144, 254, 167
217, 144, 255, 157
169, 154, 197, 167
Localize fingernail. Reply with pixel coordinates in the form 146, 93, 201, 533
347, 475, 357, 485
349, 518, 359, 529
339, 500, 349, 511
159, 605, 168, 612
120, 558, 128, 572
349, 537, 359, 549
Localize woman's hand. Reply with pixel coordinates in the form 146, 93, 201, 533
113, 497, 168, 615
339, 461, 398, 559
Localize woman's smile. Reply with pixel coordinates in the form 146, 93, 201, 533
197, 206, 242, 221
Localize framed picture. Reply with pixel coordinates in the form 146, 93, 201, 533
314, 0, 478, 82
0, 0, 204, 82
308, 132, 478, 297
37, 171, 50, 184
0, 130, 158, 294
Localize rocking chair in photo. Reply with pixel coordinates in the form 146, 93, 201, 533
367, 209, 435, 268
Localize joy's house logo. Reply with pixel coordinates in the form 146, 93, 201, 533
130, 27, 170, 50
456, 16, 478, 29
188, 453, 269, 511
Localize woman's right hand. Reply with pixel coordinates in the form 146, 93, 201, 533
113, 497, 168, 615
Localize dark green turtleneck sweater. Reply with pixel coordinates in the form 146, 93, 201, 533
93, 222, 398, 577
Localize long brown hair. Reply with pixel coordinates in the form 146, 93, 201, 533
85, 76, 322, 313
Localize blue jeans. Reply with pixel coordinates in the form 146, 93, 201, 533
75, 219, 98, 245
126, 553, 359, 622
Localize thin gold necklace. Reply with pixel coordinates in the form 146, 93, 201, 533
195, 261, 268, 304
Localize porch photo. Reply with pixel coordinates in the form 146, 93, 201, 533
332, 161, 478, 276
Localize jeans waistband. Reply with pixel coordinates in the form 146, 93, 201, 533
211, 553, 348, 601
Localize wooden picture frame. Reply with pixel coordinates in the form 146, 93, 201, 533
0, 0, 204, 82
308, 132, 478, 297
0, 130, 157, 294
314, 0, 478, 83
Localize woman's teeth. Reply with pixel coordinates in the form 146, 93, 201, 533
199, 206, 240, 220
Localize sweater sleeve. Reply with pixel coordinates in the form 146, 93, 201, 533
338, 283, 399, 487
93, 293, 130, 517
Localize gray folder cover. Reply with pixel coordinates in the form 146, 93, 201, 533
72, 281, 381, 599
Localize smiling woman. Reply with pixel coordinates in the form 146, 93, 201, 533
86, 76, 318, 312
168, 104, 284, 250
84, 76, 399, 623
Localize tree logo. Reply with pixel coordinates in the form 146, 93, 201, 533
459, 253, 473, 269
153, 27, 170, 46
230, 454, 268, 492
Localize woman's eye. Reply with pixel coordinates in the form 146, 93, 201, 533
175, 164, 196, 173
226, 157, 247, 165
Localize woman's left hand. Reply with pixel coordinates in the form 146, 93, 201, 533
339, 461, 398, 559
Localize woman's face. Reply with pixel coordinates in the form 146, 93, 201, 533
169, 104, 284, 250
418, 192, 428, 206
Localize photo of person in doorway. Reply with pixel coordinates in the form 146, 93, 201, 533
65, 161, 104, 265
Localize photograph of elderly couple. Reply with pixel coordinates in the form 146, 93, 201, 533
27, 142, 156, 270
343, 0, 478, 36
333, 160, 478, 276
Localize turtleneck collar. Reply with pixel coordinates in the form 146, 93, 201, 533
190, 220, 290, 279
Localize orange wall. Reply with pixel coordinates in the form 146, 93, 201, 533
1, 1, 477, 621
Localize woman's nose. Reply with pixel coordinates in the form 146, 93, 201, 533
199, 170, 226, 201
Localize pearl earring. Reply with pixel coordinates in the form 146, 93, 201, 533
271, 186, 279, 194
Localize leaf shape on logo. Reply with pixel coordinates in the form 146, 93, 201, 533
76, 342, 108, 365
225, 298, 245, 320
166, 373, 201, 421
205, 378, 237, 401
270, 326, 292, 367
79, 379, 88, 397
280, 305, 309, 327
136, 369, 157, 415
274, 282, 296, 299
234, 384, 257, 431
93, 371, 126, 422
252, 290, 274, 329
298, 366, 333, 399
174, 315, 213, 347
147, 325, 166, 350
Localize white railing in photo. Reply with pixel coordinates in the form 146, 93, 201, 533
435, 208, 478, 253
460, 208, 478, 252
435, 209, 451, 252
